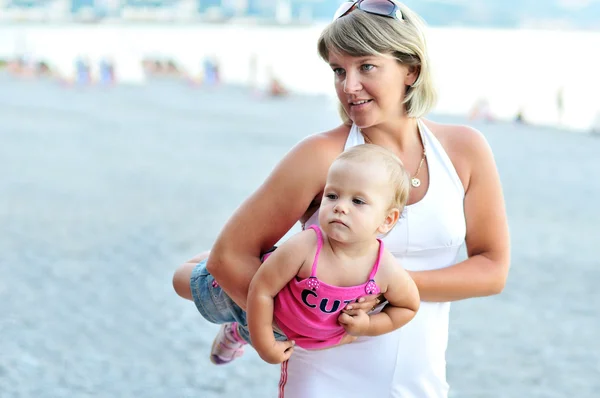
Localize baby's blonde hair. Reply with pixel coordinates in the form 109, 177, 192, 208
335, 144, 411, 213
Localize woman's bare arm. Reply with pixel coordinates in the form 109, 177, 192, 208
409, 125, 510, 302
206, 129, 346, 310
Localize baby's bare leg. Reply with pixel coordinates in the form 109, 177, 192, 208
172, 250, 211, 300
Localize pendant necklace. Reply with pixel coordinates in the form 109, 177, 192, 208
410, 148, 426, 188
361, 128, 427, 188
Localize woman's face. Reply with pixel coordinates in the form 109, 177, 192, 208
328, 50, 416, 128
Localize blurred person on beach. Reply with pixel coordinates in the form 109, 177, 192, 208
557, 87, 565, 126
75, 56, 91, 86
469, 97, 494, 122
203, 56, 221, 87
268, 76, 289, 97
99, 57, 115, 86
189, 144, 420, 365
515, 107, 527, 124
36, 61, 53, 78
173, 1, 510, 397
7, 55, 36, 78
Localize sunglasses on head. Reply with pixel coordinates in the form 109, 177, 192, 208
333, 0, 404, 21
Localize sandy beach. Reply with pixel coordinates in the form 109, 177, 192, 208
0, 74, 598, 397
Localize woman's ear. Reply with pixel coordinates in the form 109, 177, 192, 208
405, 65, 420, 87
378, 208, 400, 234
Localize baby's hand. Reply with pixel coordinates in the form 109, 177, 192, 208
257, 340, 296, 364
338, 308, 371, 336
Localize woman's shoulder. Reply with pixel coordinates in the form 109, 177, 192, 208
422, 119, 494, 186
422, 118, 489, 153
297, 124, 350, 152
283, 124, 351, 167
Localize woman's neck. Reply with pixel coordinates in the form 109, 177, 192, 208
360, 117, 421, 154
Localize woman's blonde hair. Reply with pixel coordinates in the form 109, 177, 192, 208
317, 2, 437, 122
335, 144, 411, 214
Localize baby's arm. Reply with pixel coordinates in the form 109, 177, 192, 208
247, 230, 313, 364
361, 250, 420, 336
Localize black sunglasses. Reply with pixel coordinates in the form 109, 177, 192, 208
333, 0, 404, 21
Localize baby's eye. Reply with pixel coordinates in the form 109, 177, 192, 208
325, 194, 338, 200
352, 198, 365, 205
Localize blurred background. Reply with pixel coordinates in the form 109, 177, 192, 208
1, 1, 599, 397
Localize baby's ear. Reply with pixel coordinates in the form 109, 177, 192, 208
378, 208, 400, 234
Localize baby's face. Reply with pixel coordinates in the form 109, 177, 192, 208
318, 159, 393, 243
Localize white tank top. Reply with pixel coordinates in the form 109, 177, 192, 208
282, 120, 466, 398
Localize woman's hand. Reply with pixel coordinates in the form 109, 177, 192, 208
342, 294, 385, 314
336, 333, 358, 346
311, 333, 357, 351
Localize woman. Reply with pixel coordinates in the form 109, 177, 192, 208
173, 1, 510, 397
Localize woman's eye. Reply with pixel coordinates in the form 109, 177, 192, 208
361, 64, 374, 72
333, 68, 345, 76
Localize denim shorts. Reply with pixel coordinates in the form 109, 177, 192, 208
190, 256, 286, 345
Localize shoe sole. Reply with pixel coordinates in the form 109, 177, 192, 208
209, 327, 243, 365
209, 336, 225, 365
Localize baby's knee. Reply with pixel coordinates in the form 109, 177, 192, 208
172, 262, 197, 300
172, 251, 211, 300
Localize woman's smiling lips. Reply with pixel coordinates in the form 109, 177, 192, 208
349, 99, 373, 111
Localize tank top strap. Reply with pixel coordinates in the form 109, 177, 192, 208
344, 124, 365, 150
307, 225, 324, 277
367, 238, 384, 281
417, 119, 465, 197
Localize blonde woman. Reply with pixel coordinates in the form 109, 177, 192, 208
173, 1, 510, 396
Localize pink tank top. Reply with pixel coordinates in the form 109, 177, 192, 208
273, 225, 383, 349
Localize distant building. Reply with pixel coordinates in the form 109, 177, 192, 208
2, 0, 58, 22
198, 0, 220, 13
71, 0, 94, 14
246, 0, 259, 16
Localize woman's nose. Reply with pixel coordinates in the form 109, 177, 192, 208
343, 71, 362, 94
